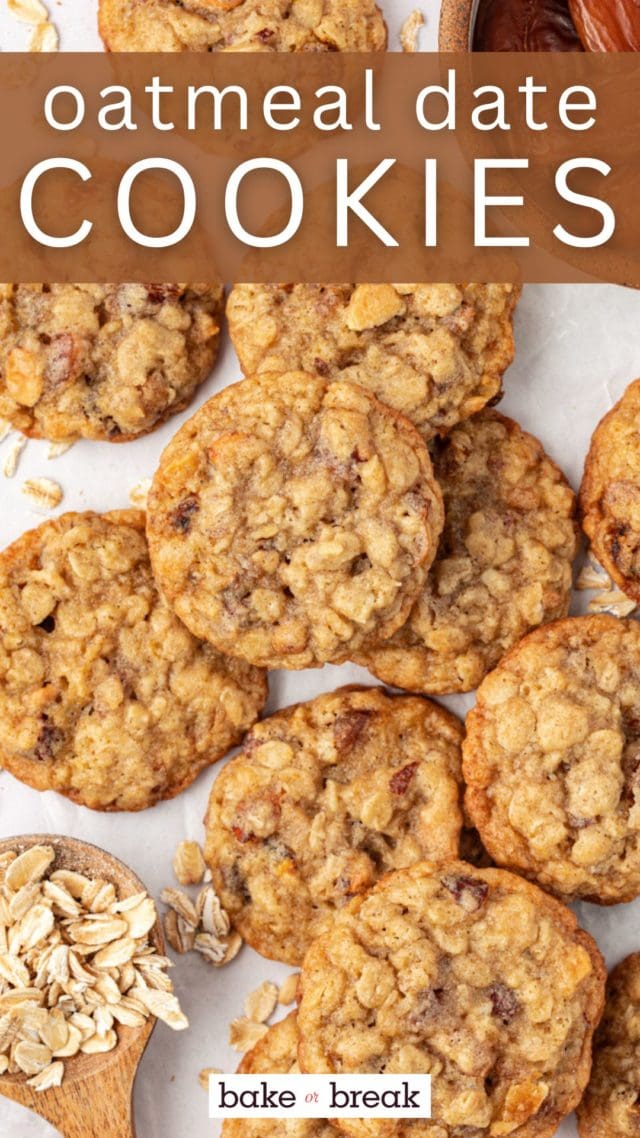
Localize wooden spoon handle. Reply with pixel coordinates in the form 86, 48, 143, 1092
0, 1028, 149, 1138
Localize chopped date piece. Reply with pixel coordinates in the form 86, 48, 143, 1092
442, 873, 489, 912
389, 761, 420, 795
474, 0, 583, 50
333, 709, 372, 753
170, 495, 200, 534
33, 721, 63, 762
488, 982, 519, 1023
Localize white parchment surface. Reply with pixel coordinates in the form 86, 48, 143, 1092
1, 3, 640, 1135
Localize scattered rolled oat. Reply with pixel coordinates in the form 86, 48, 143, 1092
244, 981, 278, 1025
7, 0, 48, 22
0, 421, 11, 445
161, 859, 240, 967
588, 587, 637, 618
129, 478, 152, 509
400, 8, 424, 51
173, 841, 206, 887
28, 20, 58, 50
229, 1017, 269, 1054
3, 437, 26, 478
576, 555, 611, 592
21, 477, 63, 513
278, 973, 299, 1007
0, 844, 188, 1088
47, 440, 75, 460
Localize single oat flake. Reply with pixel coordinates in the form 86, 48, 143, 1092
21, 477, 64, 513
0, 844, 188, 1088
400, 9, 424, 52
244, 981, 278, 1024
3, 437, 27, 479
28, 20, 58, 50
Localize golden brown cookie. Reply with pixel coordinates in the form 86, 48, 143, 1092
204, 686, 463, 965
297, 861, 605, 1138
580, 377, 640, 601
227, 284, 519, 441
223, 1013, 338, 1138
577, 952, 640, 1138
147, 373, 444, 670
0, 511, 267, 811
0, 284, 224, 443
464, 614, 640, 904
99, 0, 386, 52
353, 411, 577, 694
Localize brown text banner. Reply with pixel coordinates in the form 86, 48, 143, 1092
0, 52, 638, 283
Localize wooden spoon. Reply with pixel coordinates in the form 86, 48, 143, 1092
0, 833, 162, 1138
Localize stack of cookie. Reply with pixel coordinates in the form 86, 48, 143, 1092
2, 275, 640, 1138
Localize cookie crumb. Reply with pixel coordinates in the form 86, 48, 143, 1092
3, 437, 27, 478
245, 981, 279, 1024
278, 973, 299, 1006
400, 9, 424, 51
129, 478, 153, 509
199, 1066, 222, 1090
173, 840, 206, 886
21, 477, 63, 512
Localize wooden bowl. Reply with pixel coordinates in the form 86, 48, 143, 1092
439, 0, 477, 50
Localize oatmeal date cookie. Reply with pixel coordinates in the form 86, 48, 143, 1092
204, 686, 463, 965
577, 953, 640, 1138
226, 284, 519, 441
580, 377, 640, 601
0, 284, 224, 443
223, 1013, 337, 1138
464, 614, 640, 904
0, 511, 267, 811
99, 0, 386, 53
297, 861, 605, 1138
147, 373, 444, 670
353, 412, 577, 694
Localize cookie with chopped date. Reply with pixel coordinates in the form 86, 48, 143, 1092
223, 1013, 338, 1138
464, 614, 640, 904
353, 411, 577, 695
99, 0, 386, 52
580, 377, 640, 602
147, 373, 444, 670
577, 952, 640, 1138
226, 284, 519, 441
297, 860, 605, 1138
0, 510, 266, 811
205, 686, 463, 964
0, 284, 224, 443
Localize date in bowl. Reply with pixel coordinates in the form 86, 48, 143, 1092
439, 0, 640, 52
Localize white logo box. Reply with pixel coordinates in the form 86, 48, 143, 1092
209, 1074, 431, 1119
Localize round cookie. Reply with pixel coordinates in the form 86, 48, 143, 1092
204, 686, 464, 965
297, 861, 605, 1138
223, 1013, 337, 1138
0, 510, 267, 811
226, 284, 519, 441
147, 373, 444, 670
0, 284, 224, 443
353, 411, 577, 694
577, 952, 640, 1138
463, 614, 640, 904
99, 0, 387, 53
580, 377, 640, 601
